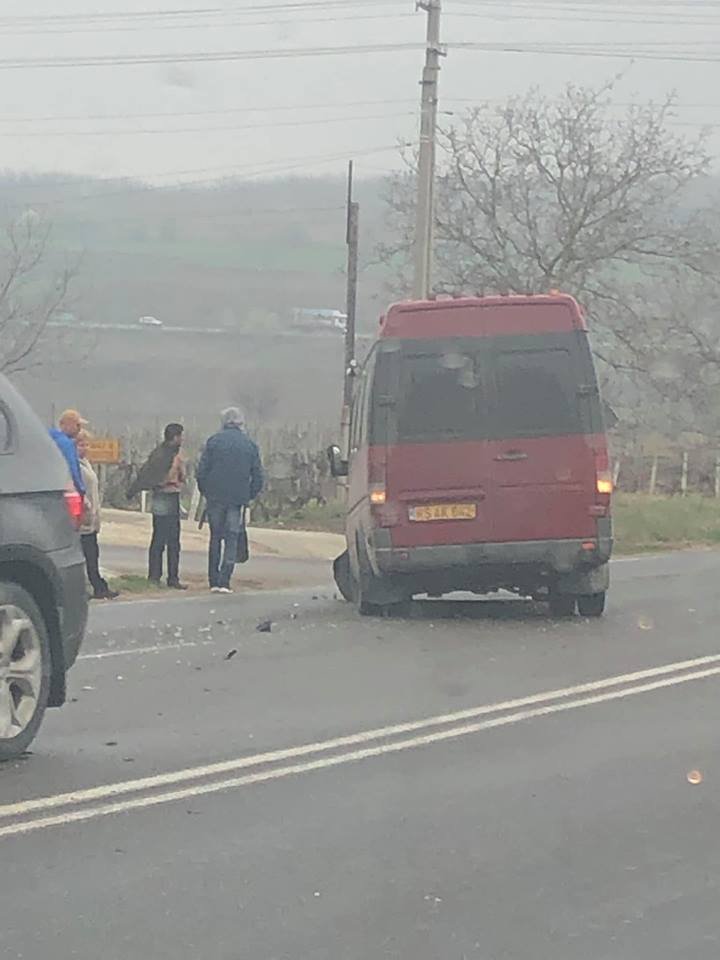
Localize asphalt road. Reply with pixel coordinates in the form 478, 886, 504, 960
2, 551, 720, 959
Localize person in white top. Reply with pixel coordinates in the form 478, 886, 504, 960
76, 430, 118, 600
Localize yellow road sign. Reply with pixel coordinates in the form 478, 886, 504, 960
86, 438, 121, 464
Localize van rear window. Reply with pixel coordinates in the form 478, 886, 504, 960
370, 333, 599, 444
396, 349, 484, 441
493, 347, 581, 437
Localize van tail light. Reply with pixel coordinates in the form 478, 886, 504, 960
64, 485, 84, 529
369, 486, 386, 506
367, 455, 398, 525
593, 445, 613, 500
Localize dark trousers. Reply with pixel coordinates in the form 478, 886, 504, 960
81, 532, 109, 597
149, 492, 181, 584
207, 502, 244, 588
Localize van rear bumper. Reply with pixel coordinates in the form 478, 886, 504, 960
371, 534, 612, 591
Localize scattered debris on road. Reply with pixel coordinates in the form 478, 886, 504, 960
224, 649, 238, 660
257, 619, 273, 633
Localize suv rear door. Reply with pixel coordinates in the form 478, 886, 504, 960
486, 332, 600, 543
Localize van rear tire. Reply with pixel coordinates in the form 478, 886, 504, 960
577, 592, 606, 618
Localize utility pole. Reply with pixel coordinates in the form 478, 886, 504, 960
344, 160, 359, 408
413, 0, 444, 301
341, 160, 360, 462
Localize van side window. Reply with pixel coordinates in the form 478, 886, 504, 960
350, 371, 367, 452
494, 348, 581, 437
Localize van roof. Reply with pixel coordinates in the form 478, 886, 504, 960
379, 294, 587, 339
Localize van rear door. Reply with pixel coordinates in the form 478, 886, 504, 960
372, 339, 494, 549
486, 332, 600, 543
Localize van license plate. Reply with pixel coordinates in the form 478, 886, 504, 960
409, 503, 477, 522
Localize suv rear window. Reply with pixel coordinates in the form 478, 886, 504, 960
370, 333, 599, 444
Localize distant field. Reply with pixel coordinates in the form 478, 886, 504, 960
18, 326, 346, 436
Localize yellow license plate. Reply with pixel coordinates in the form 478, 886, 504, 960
409, 503, 477, 522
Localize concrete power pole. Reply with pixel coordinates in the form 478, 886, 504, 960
413, 0, 444, 301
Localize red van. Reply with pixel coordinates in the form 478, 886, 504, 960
329, 294, 612, 617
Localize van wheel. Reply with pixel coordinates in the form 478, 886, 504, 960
356, 541, 408, 617
548, 593, 576, 618
0, 582, 51, 762
577, 593, 606, 618
333, 551, 356, 603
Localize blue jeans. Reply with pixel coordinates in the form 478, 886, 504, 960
207, 503, 244, 588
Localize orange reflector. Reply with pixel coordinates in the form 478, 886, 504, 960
582, 541, 596, 551
596, 477, 613, 495
369, 488, 386, 505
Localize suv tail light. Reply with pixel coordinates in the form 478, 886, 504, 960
64, 485, 84, 529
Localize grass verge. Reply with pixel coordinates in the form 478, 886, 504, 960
613, 493, 720, 554
252, 500, 346, 534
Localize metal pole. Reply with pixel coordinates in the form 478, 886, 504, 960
649, 455, 658, 496
412, 0, 444, 301
344, 161, 359, 409
341, 162, 360, 468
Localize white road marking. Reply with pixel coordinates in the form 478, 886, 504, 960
2, 661, 720, 840
3, 651, 720, 827
78, 641, 204, 661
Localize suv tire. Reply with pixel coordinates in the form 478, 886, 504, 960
0, 582, 51, 761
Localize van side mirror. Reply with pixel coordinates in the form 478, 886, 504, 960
327, 444, 348, 478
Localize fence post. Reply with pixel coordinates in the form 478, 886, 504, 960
648, 455, 658, 496
715, 453, 720, 498
681, 451, 689, 496
140, 490, 148, 514
612, 459, 621, 489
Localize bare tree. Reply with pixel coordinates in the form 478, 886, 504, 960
0, 211, 75, 375
383, 82, 717, 300
382, 81, 720, 434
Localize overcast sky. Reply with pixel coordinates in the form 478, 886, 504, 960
1, 0, 718, 185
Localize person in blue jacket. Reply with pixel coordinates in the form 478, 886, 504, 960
197, 407, 264, 594
49, 408, 87, 496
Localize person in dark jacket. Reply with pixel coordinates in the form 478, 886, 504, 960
129, 423, 187, 590
49, 408, 87, 496
197, 407, 264, 593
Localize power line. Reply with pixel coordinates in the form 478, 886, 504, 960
1, 10, 417, 36
0, 98, 419, 125
0, 42, 426, 70
449, 40, 720, 63
0, 1, 398, 25
1, 96, 718, 127
0, 110, 417, 138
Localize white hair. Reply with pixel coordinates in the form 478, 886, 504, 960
221, 406, 245, 428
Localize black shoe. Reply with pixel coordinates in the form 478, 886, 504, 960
93, 589, 119, 600
148, 577, 161, 587
167, 581, 188, 591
